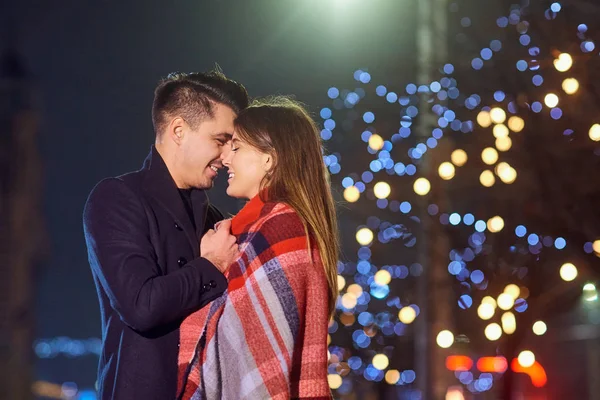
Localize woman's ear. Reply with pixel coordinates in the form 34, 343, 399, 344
262, 153, 274, 173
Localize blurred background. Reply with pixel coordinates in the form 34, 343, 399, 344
2, 0, 600, 399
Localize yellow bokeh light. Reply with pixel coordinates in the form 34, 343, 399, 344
490, 107, 506, 124
485, 323, 503, 341
451, 149, 468, 166
497, 292, 515, 310
487, 216, 505, 233
337, 275, 346, 291
560, 262, 578, 282
385, 370, 400, 384
562, 78, 579, 94
593, 240, 600, 254
554, 52, 573, 72
504, 284, 521, 299
493, 124, 509, 138
477, 303, 495, 320
495, 136, 512, 152
481, 147, 498, 165
399, 306, 417, 324
356, 227, 374, 246
347, 283, 363, 297
518, 351, 535, 368
501, 312, 516, 334
372, 354, 390, 370
436, 330, 455, 348
532, 320, 547, 336
374, 270, 392, 285
477, 110, 492, 128
341, 293, 357, 309
482, 296, 497, 308
498, 166, 517, 184
374, 182, 391, 199
368, 134, 384, 151
508, 116, 525, 133
438, 162, 456, 180
480, 170, 495, 187
544, 93, 559, 108
413, 178, 431, 196
340, 312, 355, 326
589, 124, 600, 142
343, 186, 360, 203
328, 374, 343, 389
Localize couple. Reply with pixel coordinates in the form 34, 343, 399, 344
83, 70, 339, 399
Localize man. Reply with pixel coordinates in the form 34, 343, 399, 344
83, 70, 249, 399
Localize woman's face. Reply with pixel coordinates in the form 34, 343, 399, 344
221, 131, 272, 199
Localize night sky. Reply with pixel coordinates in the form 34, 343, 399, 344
5, 0, 416, 388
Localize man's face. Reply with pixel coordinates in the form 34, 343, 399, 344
180, 103, 236, 189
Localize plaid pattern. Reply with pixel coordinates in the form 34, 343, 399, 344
178, 196, 332, 400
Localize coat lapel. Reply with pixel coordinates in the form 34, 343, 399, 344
141, 146, 207, 255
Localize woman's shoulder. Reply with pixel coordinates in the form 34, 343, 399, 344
253, 201, 306, 241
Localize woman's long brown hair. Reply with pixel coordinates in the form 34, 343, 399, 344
234, 97, 339, 316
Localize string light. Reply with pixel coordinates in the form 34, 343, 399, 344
451, 149, 468, 166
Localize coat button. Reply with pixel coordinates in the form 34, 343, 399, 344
210, 280, 217, 288
174, 222, 183, 231
203, 283, 212, 292
177, 257, 187, 267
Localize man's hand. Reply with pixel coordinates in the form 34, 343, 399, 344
200, 219, 238, 274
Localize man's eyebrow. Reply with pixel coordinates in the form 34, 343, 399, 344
212, 132, 233, 141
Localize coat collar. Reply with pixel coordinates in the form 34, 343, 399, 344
141, 145, 209, 253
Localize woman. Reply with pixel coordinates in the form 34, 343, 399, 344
177, 97, 339, 400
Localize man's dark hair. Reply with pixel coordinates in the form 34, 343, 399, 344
152, 68, 249, 134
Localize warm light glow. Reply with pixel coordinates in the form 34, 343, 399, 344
481, 147, 499, 165
504, 284, 521, 299
347, 283, 363, 296
554, 52, 573, 72
495, 136, 512, 152
511, 359, 548, 388
328, 374, 343, 389
438, 162, 456, 180
372, 354, 390, 370
502, 312, 516, 334
487, 216, 505, 233
445, 387, 466, 400
560, 262, 578, 282
485, 323, 502, 341
368, 134, 384, 151
413, 178, 431, 196
356, 228, 374, 246
562, 78, 579, 94
532, 321, 547, 336
497, 293, 515, 310
518, 350, 536, 368
482, 296, 497, 308
436, 330, 455, 348
373, 182, 391, 199
337, 275, 346, 291
477, 357, 508, 373
445, 355, 473, 371
341, 293, 357, 309
477, 110, 492, 128
490, 107, 506, 124
493, 124, 509, 138
399, 306, 417, 324
343, 186, 360, 203
544, 93, 559, 108
508, 116, 525, 132
451, 149, 468, 166
477, 303, 495, 320
498, 166, 517, 184
590, 124, 600, 142
385, 369, 400, 384
374, 270, 392, 285
480, 170, 495, 187
593, 240, 600, 254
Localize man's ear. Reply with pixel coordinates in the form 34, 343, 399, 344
167, 117, 186, 145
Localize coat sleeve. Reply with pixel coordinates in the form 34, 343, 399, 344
83, 178, 227, 333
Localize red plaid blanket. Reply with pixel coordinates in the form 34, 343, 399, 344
177, 196, 332, 399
